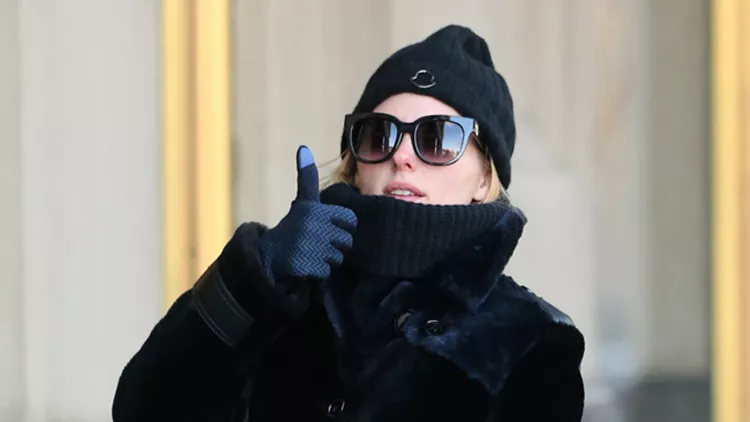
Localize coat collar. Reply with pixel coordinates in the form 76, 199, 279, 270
320, 205, 585, 398
321, 204, 528, 344
426, 204, 527, 310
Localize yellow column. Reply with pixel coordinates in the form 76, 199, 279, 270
161, 0, 232, 309
161, 0, 194, 311
711, 0, 750, 420
194, 0, 233, 277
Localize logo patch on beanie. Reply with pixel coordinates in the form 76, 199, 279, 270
410, 69, 436, 89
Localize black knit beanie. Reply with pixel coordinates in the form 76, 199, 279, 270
343, 25, 516, 189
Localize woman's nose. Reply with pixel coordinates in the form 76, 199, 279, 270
391, 134, 417, 170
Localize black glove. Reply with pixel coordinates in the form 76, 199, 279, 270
201, 146, 357, 346
255, 145, 357, 282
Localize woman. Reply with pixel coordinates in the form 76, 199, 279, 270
113, 25, 585, 421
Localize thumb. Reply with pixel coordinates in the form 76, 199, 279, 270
295, 145, 320, 202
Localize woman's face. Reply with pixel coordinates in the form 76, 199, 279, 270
354, 93, 491, 205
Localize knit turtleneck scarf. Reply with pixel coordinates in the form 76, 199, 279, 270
319, 183, 509, 279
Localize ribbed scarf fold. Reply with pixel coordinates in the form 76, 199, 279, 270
320, 183, 508, 278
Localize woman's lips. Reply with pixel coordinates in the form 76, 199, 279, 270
383, 182, 425, 201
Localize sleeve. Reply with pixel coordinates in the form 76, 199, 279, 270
112, 222, 313, 422
490, 325, 586, 422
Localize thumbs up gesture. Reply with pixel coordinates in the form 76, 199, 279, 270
254, 146, 358, 282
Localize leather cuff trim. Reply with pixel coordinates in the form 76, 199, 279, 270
193, 262, 255, 348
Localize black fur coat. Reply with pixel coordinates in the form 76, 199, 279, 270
113, 190, 585, 422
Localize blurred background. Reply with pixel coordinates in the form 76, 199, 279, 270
0, 0, 748, 421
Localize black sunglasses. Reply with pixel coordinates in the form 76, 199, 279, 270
343, 112, 481, 166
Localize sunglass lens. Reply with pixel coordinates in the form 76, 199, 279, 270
415, 120, 464, 164
352, 117, 396, 162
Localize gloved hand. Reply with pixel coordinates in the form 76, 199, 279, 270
199, 146, 355, 344
255, 145, 358, 282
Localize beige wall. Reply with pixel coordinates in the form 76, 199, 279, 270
1, 0, 163, 420
0, 0, 24, 419
232, 0, 395, 226
645, 0, 711, 377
